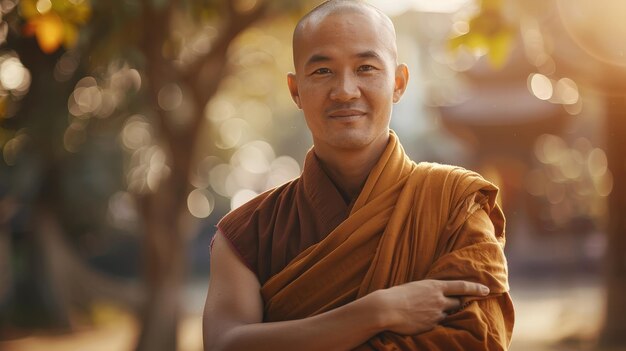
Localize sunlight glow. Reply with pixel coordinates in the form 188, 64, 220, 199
370, 0, 475, 16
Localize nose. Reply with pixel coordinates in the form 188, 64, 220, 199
330, 72, 361, 102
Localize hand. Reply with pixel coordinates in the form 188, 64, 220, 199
370, 279, 490, 335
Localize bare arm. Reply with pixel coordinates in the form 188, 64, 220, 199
203, 231, 382, 351
203, 231, 490, 351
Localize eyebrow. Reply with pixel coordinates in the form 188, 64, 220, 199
305, 54, 331, 67
356, 50, 383, 60
304, 50, 384, 67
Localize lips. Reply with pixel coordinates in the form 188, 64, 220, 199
327, 109, 367, 118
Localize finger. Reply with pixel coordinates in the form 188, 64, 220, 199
442, 297, 461, 311
440, 280, 489, 296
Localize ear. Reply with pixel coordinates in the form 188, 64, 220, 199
287, 73, 301, 109
392, 63, 409, 103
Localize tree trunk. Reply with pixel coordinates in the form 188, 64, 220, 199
0, 197, 15, 308
132, 4, 270, 349
134, 173, 188, 351
598, 95, 626, 348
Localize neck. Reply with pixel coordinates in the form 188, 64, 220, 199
313, 132, 390, 203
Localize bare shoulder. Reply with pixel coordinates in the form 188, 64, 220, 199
209, 231, 260, 288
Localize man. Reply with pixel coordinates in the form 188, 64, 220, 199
203, 1, 514, 350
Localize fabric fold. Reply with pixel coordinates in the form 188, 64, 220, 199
260, 131, 513, 350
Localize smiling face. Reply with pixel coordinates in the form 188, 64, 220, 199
288, 5, 408, 153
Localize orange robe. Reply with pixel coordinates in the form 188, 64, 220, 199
218, 131, 514, 350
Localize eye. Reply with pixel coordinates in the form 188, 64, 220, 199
357, 65, 376, 72
312, 67, 331, 75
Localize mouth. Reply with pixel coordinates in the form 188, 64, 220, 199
328, 109, 367, 120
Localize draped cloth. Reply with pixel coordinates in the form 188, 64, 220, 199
218, 131, 514, 350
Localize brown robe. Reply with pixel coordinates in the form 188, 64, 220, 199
217, 131, 514, 350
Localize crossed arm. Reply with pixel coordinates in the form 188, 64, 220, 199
202, 231, 491, 351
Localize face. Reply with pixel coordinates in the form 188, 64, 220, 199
288, 10, 409, 152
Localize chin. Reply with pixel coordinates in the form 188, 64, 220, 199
327, 132, 374, 150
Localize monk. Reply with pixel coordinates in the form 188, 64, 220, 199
203, 1, 514, 350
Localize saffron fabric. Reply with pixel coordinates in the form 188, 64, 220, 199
218, 131, 514, 350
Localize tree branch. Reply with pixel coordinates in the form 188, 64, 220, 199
181, 1, 269, 107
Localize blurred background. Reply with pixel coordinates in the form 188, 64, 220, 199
0, 0, 624, 350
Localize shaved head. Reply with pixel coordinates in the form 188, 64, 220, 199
293, 0, 398, 68
286, 0, 409, 155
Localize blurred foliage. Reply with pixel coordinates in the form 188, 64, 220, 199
449, 0, 514, 68
20, 0, 91, 53
0, 0, 309, 346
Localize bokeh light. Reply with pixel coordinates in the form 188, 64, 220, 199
120, 115, 171, 194
593, 170, 613, 197
232, 140, 275, 174
587, 148, 608, 177
68, 66, 142, 121
157, 83, 183, 111
528, 73, 553, 101
122, 115, 153, 150
554, 78, 579, 105
205, 95, 235, 123
191, 155, 222, 189
2, 131, 28, 166
203, 135, 300, 210
563, 97, 583, 115
216, 118, 249, 149
54, 51, 79, 82
35, 0, 51, 14
63, 119, 87, 152
266, 156, 300, 189
208, 163, 233, 198
187, 189, 215, 218
0, 57, 30, 91
534, 134, 567, 164
230, 188, 258, 210
528, 133, 612, 230
107, 191, 138, 230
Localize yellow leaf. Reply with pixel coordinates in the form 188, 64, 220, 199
466, 32, 489, 51
487, 29, 513, 68
19, 0, 39, 19
20, 0, 91, 54
33, 13, 65, 53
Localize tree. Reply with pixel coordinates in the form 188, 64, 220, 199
0, 0, 307, 349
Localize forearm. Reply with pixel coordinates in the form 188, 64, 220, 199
210, 293, 384, 351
